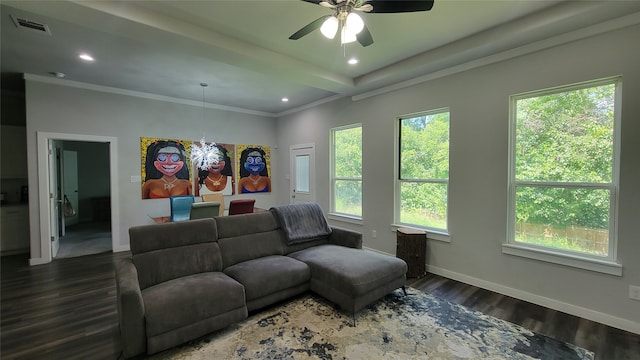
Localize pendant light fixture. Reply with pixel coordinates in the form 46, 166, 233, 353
190, 83, 221, 171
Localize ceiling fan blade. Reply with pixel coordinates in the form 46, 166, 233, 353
299, 0, 338, 6
364, 0, 434, 13
289, 15, 332, 40
319, 1, 337, 9
354, 4, 373, 12
357, 24, 374, 47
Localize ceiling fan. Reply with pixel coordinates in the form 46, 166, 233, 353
289, 0, 435, 47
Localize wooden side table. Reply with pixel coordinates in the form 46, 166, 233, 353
396, 228, 427, 278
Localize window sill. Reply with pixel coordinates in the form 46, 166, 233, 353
391, 224, 451, 243
328, 213, 363, 225
502, 243, 622, 276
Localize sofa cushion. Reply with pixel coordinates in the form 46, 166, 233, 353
288, 245, 407, 297
215, 211, 279, 238
142, 272, 245, 338
130, 219, 223, 290
224, 255, 310, 302
129, 218, 218, 254
215, 212, 285, 268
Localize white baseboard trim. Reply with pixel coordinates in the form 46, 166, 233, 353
363, 246, 639, 335
28, 257, 49, 266
363, 246, 392, 255
427, 265, 640, 335
113, 245, 130, 253
29, 246, 129, 265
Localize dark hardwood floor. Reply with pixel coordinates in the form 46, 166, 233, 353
1, 251, 638, 359
1, 252, 128, 360
408, 275, 640, 360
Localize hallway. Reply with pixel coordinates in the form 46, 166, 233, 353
56, 221, 112, 259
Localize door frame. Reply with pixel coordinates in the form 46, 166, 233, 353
289, 143, 316, 204
34, 131, 120, 265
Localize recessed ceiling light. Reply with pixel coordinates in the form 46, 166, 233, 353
348, 58, 358, 65
78, 53, 95, 62
281, 97, 289, 102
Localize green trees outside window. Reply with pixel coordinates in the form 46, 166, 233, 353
398, 110, 450, 230
331, 125, 362, 217
511, 80, 618, 256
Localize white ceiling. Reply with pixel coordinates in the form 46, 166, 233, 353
2, 0, 640, 115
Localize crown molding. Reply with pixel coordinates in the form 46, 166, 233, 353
23, 74, 277, 118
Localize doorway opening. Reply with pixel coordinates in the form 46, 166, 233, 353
54, 141, 112, 259
34, 132, 120, 265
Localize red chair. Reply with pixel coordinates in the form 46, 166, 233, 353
228, 199, 256, 215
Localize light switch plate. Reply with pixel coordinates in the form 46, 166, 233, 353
130, 175, 141, 183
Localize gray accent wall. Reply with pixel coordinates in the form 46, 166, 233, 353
276, 25, 640, 330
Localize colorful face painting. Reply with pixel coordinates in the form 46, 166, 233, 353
236, 145, 272, 194
140, 137, 193, 199
193, 143, 236, 196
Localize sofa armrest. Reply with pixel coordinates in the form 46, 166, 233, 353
115, 257, 146, 359
328, 226, 363, 249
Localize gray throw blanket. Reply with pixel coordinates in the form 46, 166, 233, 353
270, 203, 332, 245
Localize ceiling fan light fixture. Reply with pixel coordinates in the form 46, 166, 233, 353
341, 25, 357, 44
320, 16, 339, 39
346, 13, 364, 35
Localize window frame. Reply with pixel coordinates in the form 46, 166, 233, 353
394, 108, 450, 236
329, 123, 363, 222
504, 77, 622, 275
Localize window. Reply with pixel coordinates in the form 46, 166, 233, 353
330, 124, 362, 218
507, 78, 620, 269
295, 154, 310, 192
397, 110, 450, 232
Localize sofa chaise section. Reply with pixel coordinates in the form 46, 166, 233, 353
288, 245, 407, 315
116, 219, 247, 358
272, 203, 408, 316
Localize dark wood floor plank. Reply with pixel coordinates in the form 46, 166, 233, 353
1, 252, 638, 360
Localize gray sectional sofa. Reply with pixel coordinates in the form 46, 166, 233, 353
115, 203, 407, 358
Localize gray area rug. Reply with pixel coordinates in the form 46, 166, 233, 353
151, 287, 594, 360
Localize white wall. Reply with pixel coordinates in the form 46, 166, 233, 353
277, 25, 640, 332
25, 81, 279, 261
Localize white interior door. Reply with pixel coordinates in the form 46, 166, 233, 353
290, 144, 315, 204
49, 141, 60, 257
63, 150, 79, 226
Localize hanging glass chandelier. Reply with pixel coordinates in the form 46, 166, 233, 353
190, 83, 221, 171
